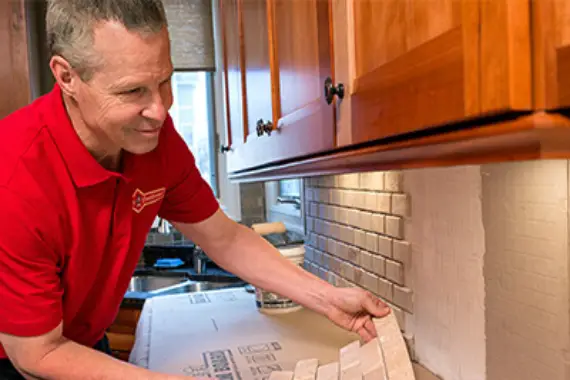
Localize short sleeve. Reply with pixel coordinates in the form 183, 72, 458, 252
157, 118, 219, 224
0, 188, 63, 337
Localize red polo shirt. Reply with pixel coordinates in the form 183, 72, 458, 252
0, 85, 219, 358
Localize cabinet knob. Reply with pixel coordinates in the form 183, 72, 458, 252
324, 77, 345, 105
256, 119, 274, 136
220, 145, 231, 153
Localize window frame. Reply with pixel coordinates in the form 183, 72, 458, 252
170, 70, 219, 197
265, 179, 305, 235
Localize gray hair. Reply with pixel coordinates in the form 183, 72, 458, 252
46, 0, 168, 80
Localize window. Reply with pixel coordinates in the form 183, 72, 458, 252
265, 179, 305, 235
169, 71, 218, 196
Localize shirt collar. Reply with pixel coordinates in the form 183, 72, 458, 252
41, 84, 131, 188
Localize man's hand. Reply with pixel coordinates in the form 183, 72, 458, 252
173, 211, 392, 342
324, 287, 391, 342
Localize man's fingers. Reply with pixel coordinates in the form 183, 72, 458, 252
362, 292, 391, 318
358, 323, 375, 343
364, 317, 377, 339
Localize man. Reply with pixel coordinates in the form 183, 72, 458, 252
0, 0, 390, 378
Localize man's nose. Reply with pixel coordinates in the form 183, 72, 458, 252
142, 94, 168, 122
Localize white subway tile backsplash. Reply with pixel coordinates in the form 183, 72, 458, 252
305, 188, 314, 202
392, 240, 411, 266
310, 202, 318, 217
360, 251, 373, 269
337, 173, 360, 189
391, 193, 409, 217
378, 235, 393, 257
338, 207, 349, 223
318, 204, 326, 219
338, 242, 350, 261
347, 245, 360, 266
305, 171, 412, 341
393, 285, 413, 312
318, 267, 327, 280
371, 214, 385, 234
360, 211, 373, 231
372, 255, 386, 277
384, 171, 403, 192
331, 257, 342, 273
376, 193, 391, 213
331, 189, 342, 205
365, 192, 377, 211
354, 267, 364, 285
362, 271, 379, 293
343, 190, 356, 208
366, 232, 378, 253
327, 238, 337, 257
385, 216, 403, 239
321, 176, 335, 188
348, 209, 359, 227
318, 236, 328, 252
355, 191, 368, 210
378, 278, 393, 301
386, 259, 404, 285
360, 172, 384, 191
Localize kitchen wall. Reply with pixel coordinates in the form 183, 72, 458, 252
303, 160, 570, 380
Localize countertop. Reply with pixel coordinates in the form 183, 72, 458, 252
121, 266, 247, 309
129, 288, 358, 378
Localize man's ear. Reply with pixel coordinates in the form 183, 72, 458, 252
49, 56, 80, 97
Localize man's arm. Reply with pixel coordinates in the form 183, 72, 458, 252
173, 209, 390, 341
0, 322, 203, 380
173, 210, 336, 316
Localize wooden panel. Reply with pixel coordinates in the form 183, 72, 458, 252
274, 0, 322, 117
228, 113, 570, 182
352, 27, 465, 142
107, 332, 135, 352
480, 0, 531, 112
107, 308, 141, 334
269, 0, 335, 158
220, 0, 243, 146
0, 0, 30, 118
242, 0, 273, 138
533, 0, 570, 109
331, 0, 355, 147
348, 0, 479, 143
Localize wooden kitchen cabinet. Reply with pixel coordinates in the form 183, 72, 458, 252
333, 0, 532, 146
220, 0, 570, 179
107, 307, 141, 361
533, 0, 570, 110
0, 0, 31, 119
220, 0, 336, 173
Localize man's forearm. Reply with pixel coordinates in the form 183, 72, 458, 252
20, 337, 185, 380
205, 223, 336, 317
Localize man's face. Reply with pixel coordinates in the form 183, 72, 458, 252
72, 21, 174, 155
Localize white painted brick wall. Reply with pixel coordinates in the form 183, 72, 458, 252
482, 160, 570, 380
404, 166, 486, 380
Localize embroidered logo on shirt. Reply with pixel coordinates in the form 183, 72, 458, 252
132, 187, 166, 213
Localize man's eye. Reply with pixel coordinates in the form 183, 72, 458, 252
122, 88, 144, 95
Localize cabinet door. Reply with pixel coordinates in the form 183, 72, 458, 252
223, 0, 275, 173
0, 0, 30, 118
220, 0, 244, 169
533, 0, 570, 110
334, 0, 532, 146
226, 0, 336, 173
